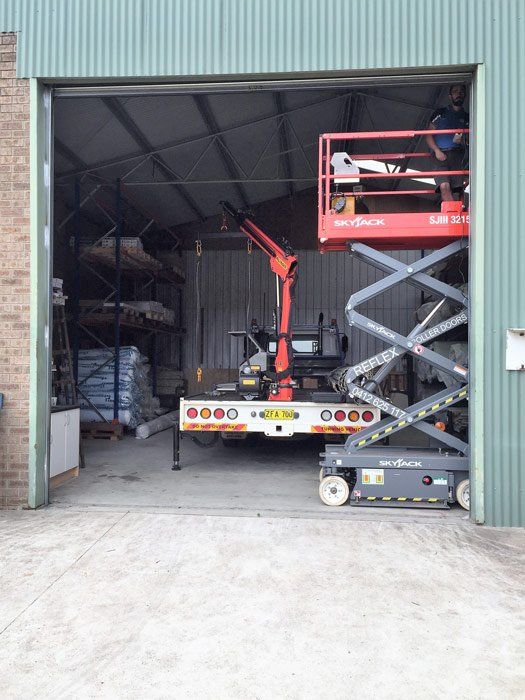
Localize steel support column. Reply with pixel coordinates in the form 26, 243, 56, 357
113, 179, 122, 421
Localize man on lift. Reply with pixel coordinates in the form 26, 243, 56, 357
426, 84, 469, 201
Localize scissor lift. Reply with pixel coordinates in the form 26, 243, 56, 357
317, 129, 470, 509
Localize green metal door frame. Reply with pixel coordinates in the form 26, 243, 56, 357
29, 79, 52, 508
469, 64, 485, 524
28, 67, 484, 519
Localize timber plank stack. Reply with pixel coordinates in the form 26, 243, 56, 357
80, 239, 185, 284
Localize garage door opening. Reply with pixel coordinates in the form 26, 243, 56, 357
49, 74, 472, 516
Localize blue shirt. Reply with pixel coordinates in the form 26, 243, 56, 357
430, 106, 469, 151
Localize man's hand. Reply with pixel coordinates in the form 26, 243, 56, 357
434, 148, 447, 162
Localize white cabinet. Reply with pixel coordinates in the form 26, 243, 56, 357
50, 407, 80, 479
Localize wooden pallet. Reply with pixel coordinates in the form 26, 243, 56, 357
50, 465, 79, 489
80, 300, 143, 318
81, 422, 124, 441
80, 303, 144, 328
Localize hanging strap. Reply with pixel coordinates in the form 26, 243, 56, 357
245, 239, 253, 352
195, 240, 203, 382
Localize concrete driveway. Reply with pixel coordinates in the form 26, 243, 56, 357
0, 508, 523, 699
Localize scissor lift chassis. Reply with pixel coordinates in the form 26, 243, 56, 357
320, 238, 469, 509
321, 447, 468, 508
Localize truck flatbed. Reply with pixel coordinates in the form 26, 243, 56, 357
180, 396, 380, 437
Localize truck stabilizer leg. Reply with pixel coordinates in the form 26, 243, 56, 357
172, 423, 181, 471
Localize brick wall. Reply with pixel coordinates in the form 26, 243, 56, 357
0, 33, 31, 508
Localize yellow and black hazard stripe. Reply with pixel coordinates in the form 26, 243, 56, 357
361, 496, 443, 503
311, 425, 362, 434
416, 388, 468, 419
182, 423, 247, 432
355, 387, 468, 448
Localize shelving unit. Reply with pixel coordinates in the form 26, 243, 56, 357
71, 178, 185, 424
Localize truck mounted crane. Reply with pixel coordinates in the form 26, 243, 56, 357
220, 201, 298, 401
173, 203, 380, 466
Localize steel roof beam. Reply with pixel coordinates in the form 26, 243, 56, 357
55, 137, 181, 243
273, 93, 294, 197
391, 85, 444, 191
101, 96, 206, 222
56, 93, 352, 179
54, 138, 86, 172
192, 94, 250, 208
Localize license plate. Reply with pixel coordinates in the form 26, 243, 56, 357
264, 409, 294, 421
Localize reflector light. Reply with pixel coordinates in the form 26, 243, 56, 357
320, 410, 332, 421
334, 410, 346, 422
214, 408, 225, 419
435, 421, 446, 432
200, 408, 211, 419
362, 410, 374, 422
348, 410, 360, 422
422, 475, 433, 485
227, 408, 238, 419
187, 407, 198, 419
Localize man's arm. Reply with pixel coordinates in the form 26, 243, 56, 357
425, 120, 446, 161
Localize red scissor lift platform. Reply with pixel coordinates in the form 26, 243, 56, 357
318, 129, 469, 251
317, 129, 472, 510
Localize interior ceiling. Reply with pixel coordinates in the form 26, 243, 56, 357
54, 83, 453, 237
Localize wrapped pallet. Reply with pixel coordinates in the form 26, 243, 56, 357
77, 346, 159, 428
415, 341, 468, 387
415, 283, 468, 325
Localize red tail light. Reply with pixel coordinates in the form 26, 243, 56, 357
187, 407, 198, 419
334, 410, 346, 422
214, 408, 225, 419
362, 410, 374, 422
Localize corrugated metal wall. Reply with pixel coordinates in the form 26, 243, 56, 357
1, 0, 482, 78
183, 249, 419, 370
1, 0, 524, 525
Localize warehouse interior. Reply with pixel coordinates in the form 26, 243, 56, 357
49, 77, 470, 513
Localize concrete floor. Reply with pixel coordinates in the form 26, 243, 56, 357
0, 508, 523, 698
51, 431, 466, 522
23, 431, 522, 696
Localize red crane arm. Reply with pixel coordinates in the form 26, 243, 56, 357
221, 201, 298, 401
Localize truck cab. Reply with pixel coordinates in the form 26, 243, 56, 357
231, 316, 347, 398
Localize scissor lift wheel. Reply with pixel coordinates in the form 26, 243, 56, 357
456, 479, 470, 511
319, 476, 350, 506
319, 467, 325, 482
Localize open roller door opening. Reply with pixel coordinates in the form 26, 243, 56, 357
50, 72, 472, 517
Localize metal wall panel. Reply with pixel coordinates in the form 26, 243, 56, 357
183, 249, 419, 370
0, 3, 17, 30
0, 0, 482, 79
2, 0, 524, 524
480, 1, 525, 527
